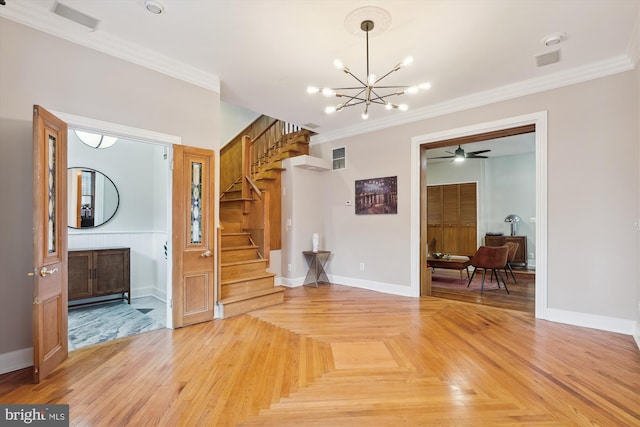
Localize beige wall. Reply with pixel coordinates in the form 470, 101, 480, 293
313, 70, 639, 322
0, 19, 219, 362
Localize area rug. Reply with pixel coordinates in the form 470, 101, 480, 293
68, 301, 165, 350
431, 270, 509, 292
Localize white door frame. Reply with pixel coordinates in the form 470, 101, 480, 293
410, 111, 548, 319
53, 110, 180, 328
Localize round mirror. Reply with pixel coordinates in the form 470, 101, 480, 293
67, 168, 119, 229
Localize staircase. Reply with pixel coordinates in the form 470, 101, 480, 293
218, 117, 313, 318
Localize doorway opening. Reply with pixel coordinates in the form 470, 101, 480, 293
56, 111, 179, 350
410, 111, 548, 319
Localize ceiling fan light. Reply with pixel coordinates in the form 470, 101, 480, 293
454, 157, 465, 163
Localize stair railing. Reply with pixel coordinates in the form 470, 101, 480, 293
248, 120, 302, 179
242, 175, 270, 267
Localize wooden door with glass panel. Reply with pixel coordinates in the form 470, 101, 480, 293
172, 145, 215, 327
31, 105, 68, 382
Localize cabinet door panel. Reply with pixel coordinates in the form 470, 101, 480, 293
94, 249, 129, 295
68, 251, 92, 300
427, 225, 443, 253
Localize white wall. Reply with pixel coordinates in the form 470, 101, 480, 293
219, 101, 260, 146
0, 18, 219, 372
67, 132, 169, 299
305, 70, 638, 331
279, 158, 328, 284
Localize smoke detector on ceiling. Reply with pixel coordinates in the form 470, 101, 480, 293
145, 0, 164, 15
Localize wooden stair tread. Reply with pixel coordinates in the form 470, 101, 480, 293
222, 258, 267, 267
220, 197, 253, 203
221, 271, 275, 286
219, 286, 285, 305
221, 232, 251, 236
221, 245, 258, 251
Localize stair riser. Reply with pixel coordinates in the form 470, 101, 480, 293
221, 234, 252, 247
220, 209, 243, 223
221, 276, 276, 299
222, 261, 268, 277
221, 222, 243, 233
222, 291, 284, 318
221, 248, 260, 263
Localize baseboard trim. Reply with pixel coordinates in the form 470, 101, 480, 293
329, 275, 415, 297
544, 308, 636, 336
0, 348, 32, 375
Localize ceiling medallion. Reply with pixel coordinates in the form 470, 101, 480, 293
307, 8, 431, 120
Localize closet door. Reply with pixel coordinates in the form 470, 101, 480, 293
426, 186, 443, 252
442, 185, 459, 254
458, 183, 477, 256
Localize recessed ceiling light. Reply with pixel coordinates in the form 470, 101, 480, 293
541, 32, 567, 46
145, 0, 164, 15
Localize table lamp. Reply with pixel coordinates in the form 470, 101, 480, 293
504, 214, 521, 236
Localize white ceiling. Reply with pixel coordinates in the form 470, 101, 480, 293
2, 0, 639, 141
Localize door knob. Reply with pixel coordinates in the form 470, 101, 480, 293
39, 267, 59, 277
200, 250, 213, 257
29, 267, 58, 277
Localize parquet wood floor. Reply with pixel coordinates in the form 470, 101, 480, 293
1, 284, 638, 426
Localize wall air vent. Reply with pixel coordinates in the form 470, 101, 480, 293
52, 2, 100, 31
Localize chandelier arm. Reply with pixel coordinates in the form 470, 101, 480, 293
342, 69, 369, 88
372, 68, 400, 85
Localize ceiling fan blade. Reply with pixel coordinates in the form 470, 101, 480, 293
466, 155, 488, 159
467, 149, 491, 155
429, 155, 455, 159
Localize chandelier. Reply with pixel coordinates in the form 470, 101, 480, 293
307, 19, 431, 120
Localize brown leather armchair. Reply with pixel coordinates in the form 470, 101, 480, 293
467, 245, 510, 294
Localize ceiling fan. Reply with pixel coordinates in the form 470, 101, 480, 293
429, 145, 490, 161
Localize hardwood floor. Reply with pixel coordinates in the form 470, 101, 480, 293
431, 269, 535, 313
1, 284, 638, 426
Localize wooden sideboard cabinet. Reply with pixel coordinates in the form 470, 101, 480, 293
484, 235, 528, 269
68, 248, 130, 305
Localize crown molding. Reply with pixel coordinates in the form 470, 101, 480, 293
0, 3, 220, 92
311, 54, 634, 144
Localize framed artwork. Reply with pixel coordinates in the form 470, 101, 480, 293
355, 176, 397, 215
